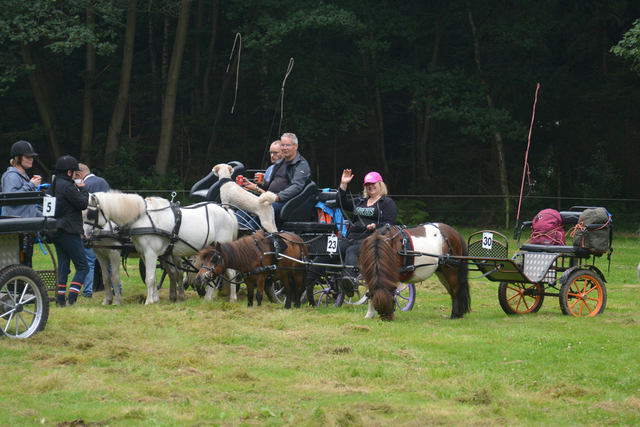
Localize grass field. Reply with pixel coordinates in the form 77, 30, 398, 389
1, 230, 639, 426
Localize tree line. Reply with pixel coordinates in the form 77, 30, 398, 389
1, 0, 639, 228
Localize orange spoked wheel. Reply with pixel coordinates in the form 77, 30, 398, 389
498, 281, 545, 315
559, 270, 606, 317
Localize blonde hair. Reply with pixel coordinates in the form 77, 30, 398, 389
363, 181, 388, 198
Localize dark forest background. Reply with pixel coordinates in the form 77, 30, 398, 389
1, 0, 639, 229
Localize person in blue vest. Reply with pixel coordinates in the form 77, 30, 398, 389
75, 163, 111, 298
308, 169, 397, 297
1, 141, 43, 267
49, 155, 90, 307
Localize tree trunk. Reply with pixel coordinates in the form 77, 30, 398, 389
149, 16, 157, 102
468, 5, 510, 228
162, 16, 170, 87
192, 0, 204, 113
362, 39, 389, 181
80, 4, 96, 165
416, 0, 446, 185
155, 0, 193, 175
104, 0, 137, 166
202, 0, 220, 112
19, 42, 62, 161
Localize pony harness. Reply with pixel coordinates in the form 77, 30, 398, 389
391, 226, 416, 281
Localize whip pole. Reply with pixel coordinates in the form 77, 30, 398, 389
514, 83, 540, 239
260, 58, 294, 169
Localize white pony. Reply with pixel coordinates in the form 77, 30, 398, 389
85, 191, 238, 305
83, 220, 125, 306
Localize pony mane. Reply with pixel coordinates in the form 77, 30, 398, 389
359, 232, 400, 320
95, 191, 146, 225
145, 196, 171, 210
218, 233, 264, 272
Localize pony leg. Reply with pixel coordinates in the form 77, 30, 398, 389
227, 269, 238, 303
246, 280, 254, 307
174, 256, 185, 302
256, 277, 264, 307
142, 253, 159, 304
365, 299, 377, 319
97, 255, 113, 306
109, 250, 123, 306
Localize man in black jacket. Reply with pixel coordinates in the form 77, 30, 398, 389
243, 132, 310, 222
49, 155, 90, 307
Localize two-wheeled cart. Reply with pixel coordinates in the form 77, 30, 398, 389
464, 207, 611, 316
0, 192, 58, 338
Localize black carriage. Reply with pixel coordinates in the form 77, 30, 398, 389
0, 192, 58, 338
189, 162, 416, 311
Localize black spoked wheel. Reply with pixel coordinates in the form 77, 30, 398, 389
559, 270, 607, 317
498, 282, 545, 315
342, 276, 369, 306
0, 265, 50, 339
265, 280, 307, 306
307, 275, 343, 308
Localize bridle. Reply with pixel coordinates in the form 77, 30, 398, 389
85, 197, 110, 236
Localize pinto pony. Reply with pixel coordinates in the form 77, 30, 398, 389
359, 223, 470, 321
196, 231, 309, 308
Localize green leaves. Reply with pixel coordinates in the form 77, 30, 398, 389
611, 19, 640, 72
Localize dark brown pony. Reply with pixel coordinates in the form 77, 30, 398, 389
195, 231, 309, 308
359, 223, 470, 321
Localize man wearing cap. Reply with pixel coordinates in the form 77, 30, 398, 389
308, 168, 398, 297
49, 155, 90, 307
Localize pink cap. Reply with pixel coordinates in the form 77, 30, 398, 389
363, 171, 383, 186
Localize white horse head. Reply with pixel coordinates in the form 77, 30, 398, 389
90, 191, 146, 226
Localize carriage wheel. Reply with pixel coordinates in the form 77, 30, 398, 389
0, 265, 49, 339
265, 280, 307, 306
395, 283, 416, 311
307, 275, 343, 308
559, 270, 606, 317
341, 276, 368, 306
498, 282, 545, 315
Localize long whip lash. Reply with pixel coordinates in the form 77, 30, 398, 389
261, 58, 295, 168
203, 33, 242, 175
514, 83, 540, 238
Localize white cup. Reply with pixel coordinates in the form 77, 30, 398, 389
74, 179, 83, 185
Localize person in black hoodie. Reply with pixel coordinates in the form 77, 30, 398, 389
309, 169, 398, 297
49, 155, 90, 307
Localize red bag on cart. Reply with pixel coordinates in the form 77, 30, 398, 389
531, 209, 565, 245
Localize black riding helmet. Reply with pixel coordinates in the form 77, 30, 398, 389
55, 155, 79, 173
10, 140, 38, 157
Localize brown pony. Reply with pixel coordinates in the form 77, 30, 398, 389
359, 223, 470, 321
195, 231, 309, 308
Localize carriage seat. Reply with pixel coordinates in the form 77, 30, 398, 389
188, 161, 245, 203
279, 181, 318, 224
0, 216, 57, 234
519, 243, 591, 257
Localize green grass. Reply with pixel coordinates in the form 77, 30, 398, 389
1, 231, 640, 426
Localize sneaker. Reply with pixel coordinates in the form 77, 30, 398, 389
340, 276, 356, 298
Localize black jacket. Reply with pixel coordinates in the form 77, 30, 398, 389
264, 153, 311, 202
339, 188, 398, 240
49, 174, 89, 234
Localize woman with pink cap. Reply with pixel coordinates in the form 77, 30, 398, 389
309, 169, 398, 297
